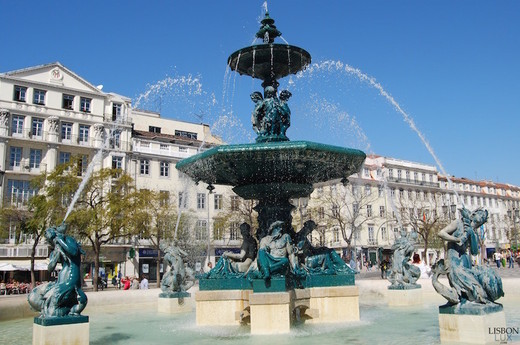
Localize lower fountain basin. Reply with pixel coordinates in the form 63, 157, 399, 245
176, 141, 366, 199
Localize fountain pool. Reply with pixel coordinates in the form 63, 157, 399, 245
2, 287, 520, 345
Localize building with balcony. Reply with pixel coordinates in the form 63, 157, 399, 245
1, 63, 518, 283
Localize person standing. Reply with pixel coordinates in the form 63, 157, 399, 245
493, 251, 501, 269
139, 275, 148, 290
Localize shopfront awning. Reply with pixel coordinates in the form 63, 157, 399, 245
0, 259, 51, 271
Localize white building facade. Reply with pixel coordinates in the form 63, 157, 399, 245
1, 63, 518, 281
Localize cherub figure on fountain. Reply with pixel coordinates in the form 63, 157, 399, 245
159, 241, 195, 297
205, 222, 257, 278
432, 207, 503, 312
387, 229, 421, 289
294, 220, 355, 275
28, 222, 88, 319
250, 86, 292, 142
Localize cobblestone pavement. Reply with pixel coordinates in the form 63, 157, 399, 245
356, 264, 520, 280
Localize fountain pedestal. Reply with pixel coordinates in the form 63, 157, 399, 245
306, 286, 359, 323
33, 316, 89, 345
249, 292, 292, 335
195, 289, 252, 326
438, 307, 506, 344
158, 292, 193, 314
387, 286, 423, 307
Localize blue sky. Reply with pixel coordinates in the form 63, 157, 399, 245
2, 1, 519, 186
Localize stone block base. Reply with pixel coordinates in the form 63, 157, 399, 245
439, 311, 506, 344
387, 287, 422, 306
249, 292, 291, 334
33, 320, 89, 345
195, 289, 252, 326
158, 295, 193, 314
306, 286, 359, 323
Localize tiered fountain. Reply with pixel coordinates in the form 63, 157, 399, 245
176, 12, 366, 334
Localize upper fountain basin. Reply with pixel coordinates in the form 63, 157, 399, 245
227, 44, 311, 82
176, 141, 366, 199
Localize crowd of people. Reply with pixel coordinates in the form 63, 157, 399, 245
492, 249, 520, 269
0, 279, 41, 295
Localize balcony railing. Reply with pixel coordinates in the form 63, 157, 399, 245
387, 177, 440, 188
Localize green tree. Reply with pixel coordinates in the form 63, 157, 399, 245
66, 168, 139, 291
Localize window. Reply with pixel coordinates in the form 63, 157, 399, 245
10, 147, 22, 168
110, 130, 121, 149
332, 205, 339, 217
195, 220, 208, 240
32, 118, 44, 138
368, 226, 375, 242
140, 159, 150, 175
178, 192, 187, 209
378, 185, 384, 197
197, 193, 206, 209
230, 222, 240, 240
381, 227, 387, 240
353, 203, 359, 214
175, 130, 197, 140
179, 147, 188, 153
112, 156, 123, 170
380, 206, 385, 217
160, 144, 169, 151
112, 103, 122, 120
397, 170, 402, 180
78, 155, 88, 176
231, 196, 240, 211
159, 191, 170, 206
213, 223, 224, 240
59, 152, 71, 165
61, 122, 72, 140
388, 168, 393, 178
363, 168, 369, 177
33, 89, 46, 105
159, 161, 169, 177
365, 184, 371, 196
405, 171, 410, 181
29, 149, 42, 169
14, 86, 27, 102
149, 126, 161, 133
80, 97, 91, 112
367, 205, 372, 217
62, 94, 74, 110
11, 115, 24, 135
7, 179, 37, 206
79, 125, 89, 144
318, 207, 325, 220
214, 194, 223, 210
333, 229, 340, 242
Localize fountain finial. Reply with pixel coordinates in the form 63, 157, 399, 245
256, 12, 282, 43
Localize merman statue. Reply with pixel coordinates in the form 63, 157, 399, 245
205, 223, 257, 278
159, 241, 194, 296
294, 220, 355, 275
28, 222, 88, 318
387, 229, 421, 288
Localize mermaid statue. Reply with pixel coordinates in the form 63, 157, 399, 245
432, 207, 504, 312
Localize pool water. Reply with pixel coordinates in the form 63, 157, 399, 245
2, 299, 519, 345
